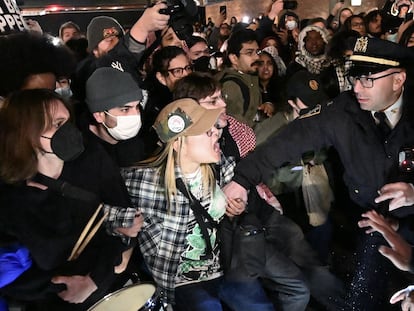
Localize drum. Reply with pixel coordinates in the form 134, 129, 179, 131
87, 283, 162, 311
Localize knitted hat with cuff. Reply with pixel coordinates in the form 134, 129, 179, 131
86, 16, 124, 52
85, 67, 142, 113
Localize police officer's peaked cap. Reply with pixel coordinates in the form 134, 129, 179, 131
349, 37, 414, 76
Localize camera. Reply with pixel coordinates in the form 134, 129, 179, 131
157, 0, 197, 42
159, 2, 182, 15
283, 0, 298, 10
158, 0, 197, 17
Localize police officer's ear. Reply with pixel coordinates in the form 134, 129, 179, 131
392, 70, 406, 91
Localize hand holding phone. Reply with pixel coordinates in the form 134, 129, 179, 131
220, 5, 227, 19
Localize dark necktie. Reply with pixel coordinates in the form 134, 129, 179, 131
374, 112, 391, 138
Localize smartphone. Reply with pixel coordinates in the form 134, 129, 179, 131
220, 5, 227, 19
405, 12, 413, 23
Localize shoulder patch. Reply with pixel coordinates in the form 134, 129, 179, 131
298, 104, 321, 119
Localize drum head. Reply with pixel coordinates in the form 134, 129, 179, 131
88, 283, 156, 311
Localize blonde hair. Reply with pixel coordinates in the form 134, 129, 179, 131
137, 136, 216, 211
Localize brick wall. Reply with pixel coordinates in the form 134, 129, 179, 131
204, 0, 388, 25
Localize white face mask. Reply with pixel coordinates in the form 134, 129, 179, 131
104, 112, 142, 140
286, 20, 297, 30
55, 86, 73, 99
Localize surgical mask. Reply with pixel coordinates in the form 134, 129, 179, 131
104, 111, 142, 140
286, 20, 297, 30
386, 32, 398, 43
55, 86, 73, 99
41, 122, 84, 161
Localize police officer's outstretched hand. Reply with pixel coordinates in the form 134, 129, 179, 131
358, 210, 412, 272
375, 182, 414, 212
390, 286, 414, 310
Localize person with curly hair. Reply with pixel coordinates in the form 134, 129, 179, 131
0, 31, 76, 101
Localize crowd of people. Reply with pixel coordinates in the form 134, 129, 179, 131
1, 0, 414, 310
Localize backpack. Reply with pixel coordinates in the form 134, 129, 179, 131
220, 76, 250, 116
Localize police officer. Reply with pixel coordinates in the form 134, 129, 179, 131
224, 37, 414, 310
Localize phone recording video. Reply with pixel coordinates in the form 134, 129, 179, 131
220, 5, 227, 19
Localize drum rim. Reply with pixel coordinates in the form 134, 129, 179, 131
87, 282, 156, 311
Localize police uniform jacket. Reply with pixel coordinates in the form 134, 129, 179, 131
233, 89, 414, 211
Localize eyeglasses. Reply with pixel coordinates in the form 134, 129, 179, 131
167, 65, 193, 78
199, 94, 225, 106
347, 71, 400, 88
239, 49, 262, 57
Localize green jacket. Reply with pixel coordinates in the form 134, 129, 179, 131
216, 68, 262, 128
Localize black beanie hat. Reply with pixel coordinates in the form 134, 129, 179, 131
287, 70, 328, 108
86, 16, 124, 52
85, 67, 142, 113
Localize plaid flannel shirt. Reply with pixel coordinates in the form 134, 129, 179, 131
103, 204, 137, 244
121, 155, 235, 303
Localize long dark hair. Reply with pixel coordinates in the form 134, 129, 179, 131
258, 51, 287, 112
0, 89, 71, 183
399, 22, 414, 47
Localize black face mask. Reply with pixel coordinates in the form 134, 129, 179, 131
41, 122, 84, 161
193, 56, 211, 72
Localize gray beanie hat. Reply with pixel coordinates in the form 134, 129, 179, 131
85, 67, 142, 113
86, 16, 124, 51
